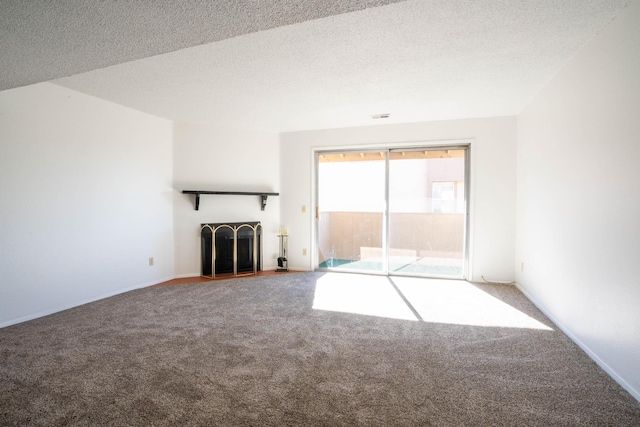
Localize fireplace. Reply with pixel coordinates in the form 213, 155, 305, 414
200, 222, 262, 278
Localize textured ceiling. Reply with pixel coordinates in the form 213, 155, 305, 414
0, 0, 405, 90
2, 0, 631, 132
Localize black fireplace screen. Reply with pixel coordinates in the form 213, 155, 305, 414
201, 222, 262, 278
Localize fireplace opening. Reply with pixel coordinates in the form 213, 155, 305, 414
201, 222, 262, 278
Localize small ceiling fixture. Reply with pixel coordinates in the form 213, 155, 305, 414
371, 113, 390, 119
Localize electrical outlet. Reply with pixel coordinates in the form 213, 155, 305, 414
301, 205, 306, 213
520, 262, 524, 272
302, 248, 307, 256
149, 257, 154, 266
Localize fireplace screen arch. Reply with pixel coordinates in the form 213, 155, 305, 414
200, 222, 262, 278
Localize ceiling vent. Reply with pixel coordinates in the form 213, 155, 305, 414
371, 113, 390, 119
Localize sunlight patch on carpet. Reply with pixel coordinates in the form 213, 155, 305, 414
312, 273, 552, 330
312, 273, 418, 321
391, 277, 553, 330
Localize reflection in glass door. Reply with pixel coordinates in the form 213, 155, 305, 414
316, 147, 467, 278
317, 151, 386, 273
388, 149, 466, 277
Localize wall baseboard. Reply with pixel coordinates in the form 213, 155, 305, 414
516, 282, 640, 403
0, 275, 174, 329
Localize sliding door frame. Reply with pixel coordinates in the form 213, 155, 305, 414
387, 145, 470, 279
315, 148, 390, 275
313, 140, 472, 280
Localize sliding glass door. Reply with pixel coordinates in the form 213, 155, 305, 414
317, 151, 386, 274
317, 146, 468, 279
388, 149, 466, 277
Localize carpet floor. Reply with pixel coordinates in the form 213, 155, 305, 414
1, 272, 639, 426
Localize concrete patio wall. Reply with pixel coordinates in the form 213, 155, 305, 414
318, 211, 464, 263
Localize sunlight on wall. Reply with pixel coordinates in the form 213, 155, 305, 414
312, 273, 552, 330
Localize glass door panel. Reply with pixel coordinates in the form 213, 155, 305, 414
317, 151, 386, 273
388, 149, 466, 278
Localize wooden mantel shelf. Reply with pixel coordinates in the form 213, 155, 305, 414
182, 190, 279, 211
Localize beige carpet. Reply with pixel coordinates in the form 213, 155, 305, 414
1, 272, 639, 426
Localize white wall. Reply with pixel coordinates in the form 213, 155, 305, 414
280, 116, 517, 282
516, 2, 640, 399
0, 83, 174, 327
172, 123, 280, 276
